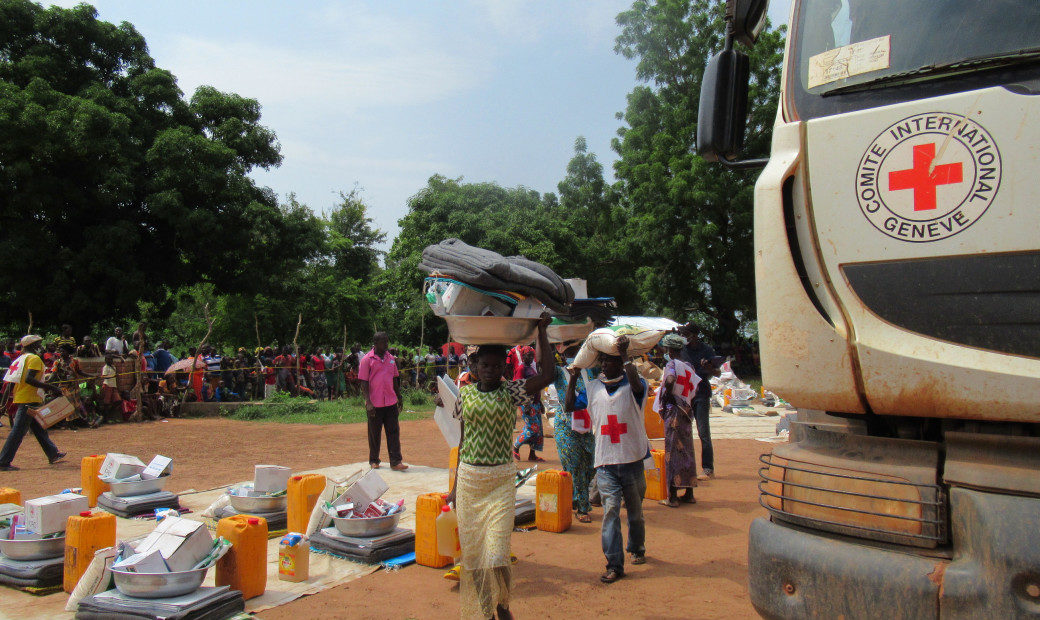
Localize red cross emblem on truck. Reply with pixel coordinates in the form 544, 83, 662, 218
601, 414, 628, 443
888, 143, 963, 211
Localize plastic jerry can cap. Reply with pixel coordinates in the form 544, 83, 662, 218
248, 518, 260, 525
441, 505, 451, 512
292, 475, 302, 481
79, 511, 92, 517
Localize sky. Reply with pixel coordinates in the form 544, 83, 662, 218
49, 0, 792, 247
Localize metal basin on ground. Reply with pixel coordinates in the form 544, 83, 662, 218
106, 476, 170, 498
0, 529, 65, 561
443, 316, 539, 346
332, 508, 405, 538
110, 566, 208, 598
227, 485, 287, 514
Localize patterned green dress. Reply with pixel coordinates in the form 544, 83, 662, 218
456, 380, 532, 465
453, 380, 532, 619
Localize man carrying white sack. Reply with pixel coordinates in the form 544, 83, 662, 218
565, 335, 650, 584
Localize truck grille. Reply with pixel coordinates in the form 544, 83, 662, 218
759, 453, 948, 548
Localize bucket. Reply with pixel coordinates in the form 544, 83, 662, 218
64, 511, 116, 593
535, 470, 573, 533
644, 449, 668, 501
80, 455, 109, 507
415, 493, 452, 568
287, 474, 325, 535
216, 515, 268, 599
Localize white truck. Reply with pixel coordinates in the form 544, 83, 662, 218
698, 1, 1040, 617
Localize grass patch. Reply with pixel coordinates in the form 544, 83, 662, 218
229, 389, 435, 425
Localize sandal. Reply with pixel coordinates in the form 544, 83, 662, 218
576, 512, 592, 523
528, 455, 547, 463
512, 449, 521, 460
658, 499, 679, 508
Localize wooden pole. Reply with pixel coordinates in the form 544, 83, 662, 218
26, 311, 33, 335
254, 313, 262, 348
293, 313, 302, 395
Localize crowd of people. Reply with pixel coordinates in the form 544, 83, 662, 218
1, 317, 723, 620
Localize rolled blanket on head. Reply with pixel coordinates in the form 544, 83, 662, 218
419, 239, 574, 313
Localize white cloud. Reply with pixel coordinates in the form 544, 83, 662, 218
166, 35, 488, 114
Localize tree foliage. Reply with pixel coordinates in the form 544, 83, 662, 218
0, 0, 312, 330
612, 0, 785, 346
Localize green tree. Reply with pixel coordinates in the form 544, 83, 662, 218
556, 136, 640, 311
612, 0, 785, 346
0, 0, 311, 332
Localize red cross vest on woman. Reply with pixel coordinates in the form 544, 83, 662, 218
587, 376, 651, 468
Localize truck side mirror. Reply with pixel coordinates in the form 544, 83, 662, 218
696, 48, 751, 163
727, 0, 769, 47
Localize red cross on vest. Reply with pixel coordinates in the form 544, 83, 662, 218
601, 414, 629, 444
675, 368, 696, 399
888, 142, 963, 211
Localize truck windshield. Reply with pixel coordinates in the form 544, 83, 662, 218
788, 0, 1040, 120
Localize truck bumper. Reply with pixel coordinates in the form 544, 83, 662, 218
748, 517, 942, 619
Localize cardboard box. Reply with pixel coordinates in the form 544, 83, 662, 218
254, 465, 291, 494
112, 549, 170, 573
441, 283, 511, 317
141, 455, 173, 480
134, 516, 213, 572
29, 397, 77, 429
511, 297, 545, 319
24, 493, 89, 535
331, 470, 388, 513
99, 454, 146, 480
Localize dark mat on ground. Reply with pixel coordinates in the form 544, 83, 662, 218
0, 554, 64, 588
309, 527, 415, 564
76, 586, 244, 620
216, 506, 287, 531
98, 491, 180, 518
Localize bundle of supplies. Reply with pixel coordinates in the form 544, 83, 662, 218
0, 497, 81, 588
568, 325, 668, 369
111, 516, 230, 574
419, 238, 574, 313
308, 471, 414, 562
97, 454, 178, 518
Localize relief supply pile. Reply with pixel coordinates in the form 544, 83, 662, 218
97, 453, 180, 518
308, 470, 414, 563
71, 515, 241, 620
708, 360, 760, 411
0, 493, 87, 588
219, 465, 291, 530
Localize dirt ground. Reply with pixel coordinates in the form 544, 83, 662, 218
2, 416, 766, 619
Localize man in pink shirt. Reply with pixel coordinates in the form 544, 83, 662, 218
359, 332, 408, 470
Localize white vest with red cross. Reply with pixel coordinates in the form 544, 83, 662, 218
652, 358, 700, 413
587, 377, 651, 468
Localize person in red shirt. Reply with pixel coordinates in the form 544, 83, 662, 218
310, 348, 328, 400
272, 347, 296, 395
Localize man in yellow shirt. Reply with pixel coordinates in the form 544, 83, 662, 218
0, 335, 66, 471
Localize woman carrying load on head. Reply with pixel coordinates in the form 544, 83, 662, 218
442, 314, 554, 620
657, 333, 699, 507
551, 343, 596, 523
